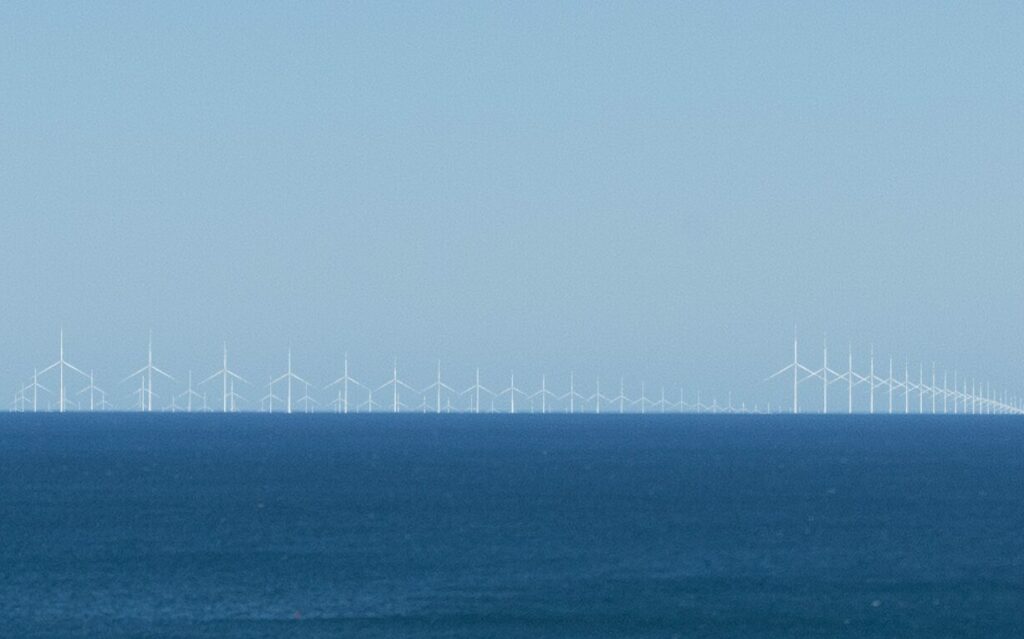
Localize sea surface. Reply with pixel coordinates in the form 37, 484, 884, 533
1, 414, 1022, 638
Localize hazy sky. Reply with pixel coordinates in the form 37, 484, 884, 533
1, 2, 1022, 407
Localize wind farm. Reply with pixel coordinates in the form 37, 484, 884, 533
6, 331, 1022, 415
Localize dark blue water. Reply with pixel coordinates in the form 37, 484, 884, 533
1, 414, 1022, 638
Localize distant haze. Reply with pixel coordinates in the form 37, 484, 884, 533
1, 2, 1022, 406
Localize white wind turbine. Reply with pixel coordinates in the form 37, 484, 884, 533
260, 375, 283, 413
695, 390, 706, 413
931, 363, 937, 414
77, 371, 106, 411
177, 371, 203, 413
653, 386, 671, 413
588, 378, 611, 414
677, 387, 692, 413
25, 369, 51, 413
528, 373, 558, 414
497, 371, 526, 414
421, 361, 455, 414
10, 386, 28, 412
887, 357, 895, 415
842, 345, 862, 415
123, 333, 174, 412
559, 371, 586, 414
942, 370, 949, 414
814, 336, 844, 414
37, 330, 90, 413
325, 353, 365, 414
130, 375, 149, 411
226, 378, 246, 413
166, 394, 183, 412
609, 378, 628, 414
201, 343, 248, 412
96, 392, 113, 411
765, 334, 815, 414
376, 360, 414, 413
632, 382, 651, 414
903, 360, 911, 414
462, 368, 494, 414
272, 348, 309, 414
295, 380, 319, 413
358, 386, 380, 413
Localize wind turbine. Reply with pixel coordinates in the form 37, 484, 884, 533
497, 371, 525, 414
123, 332, 174, 412
77, 371, 106, 411
654, 386, 670, 413
903, 360, 910, 414
765, 333, 815, 414
226, 378, 245, 412
272, 348, 309, 414
529, 374, 559, 414
201, 343, 247, 412
10, 386, 28, 412
96, 392, 113, 411
609, 378, 628, 414
461, 368, 494, 414
420, 360, 455, 414
295, 380, 319, 413
819, 337, 845, 414
177, 371, 203, 412
943, 370, 949, 414
130, 375, 150, 411
931, 363, 937, 414
260, 375, 283, 413
37, 330, 90, 413
358, 386, 380, 413
376, 359, 414, 413
920, 365, 931, 413
633, 382, 650, 414
325, 353, 364, 414
678, 387, 691, 413
166, 394, 183, 412
559, 371, 586, 414
24, 369, 51, 412
588, 378, 611, 414
843, 345, 862, 414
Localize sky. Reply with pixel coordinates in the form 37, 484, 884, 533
1, 2, 1022, 409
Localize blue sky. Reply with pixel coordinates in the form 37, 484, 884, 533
1, 2, 1022, 405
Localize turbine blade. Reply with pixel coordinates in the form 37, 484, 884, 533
764, 363, 795, 382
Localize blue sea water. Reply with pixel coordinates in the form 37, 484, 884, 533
0, 414, 1022, 638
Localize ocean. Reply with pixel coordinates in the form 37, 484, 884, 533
1, 414, 1022, 638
